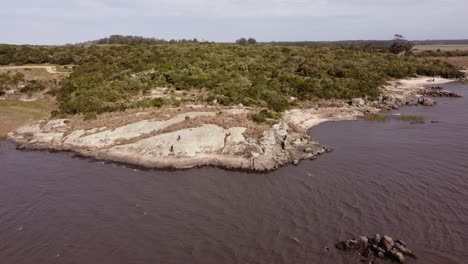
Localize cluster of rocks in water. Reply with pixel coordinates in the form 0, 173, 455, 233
405, 97, 436, 107
422, 86, 463, 98
406, 86, 462, 107
349, 84, 463, 111
336, 234, 416, 263
357, 95, 436, 110
385, 86, 462, 109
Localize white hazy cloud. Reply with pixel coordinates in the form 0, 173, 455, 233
1, 0, 467, 44
3, 0, 466, 18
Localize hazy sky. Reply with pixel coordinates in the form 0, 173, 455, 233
2, 0, 467, 44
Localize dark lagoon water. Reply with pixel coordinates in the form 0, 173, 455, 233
1, 82, 467, 264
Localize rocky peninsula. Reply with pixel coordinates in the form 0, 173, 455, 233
7, 77, 461, 171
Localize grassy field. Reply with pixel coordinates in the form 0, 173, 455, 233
440, 57, 468, 68
414, 45, 468, 52
426, 56, 468, 68
413, 45, 468, 68
0, 99, 54, 139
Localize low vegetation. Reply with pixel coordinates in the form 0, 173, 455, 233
396, 115, 424, 122
0, 72, 25, 92
0, 42, 463, 116
365, 113, 390, 122
365, 114, 425, 123
19, 80, 47, 95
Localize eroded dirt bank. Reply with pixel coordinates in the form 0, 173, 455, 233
7, 77, 459, 171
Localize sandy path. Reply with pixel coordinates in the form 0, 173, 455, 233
0, 65, 62, 74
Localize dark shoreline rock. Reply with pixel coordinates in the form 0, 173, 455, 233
422, 98, 435, 106
336, 234, 416, 263
423, 86, 463, 98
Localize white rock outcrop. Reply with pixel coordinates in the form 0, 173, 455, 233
9, 110, 325, 171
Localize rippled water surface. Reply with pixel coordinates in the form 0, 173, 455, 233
1, 83, 467, 264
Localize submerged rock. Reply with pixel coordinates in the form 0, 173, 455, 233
406, 99, 419, 106
336, 241, 350, 251
422, 98, 435, 106
357, 236, 369, 248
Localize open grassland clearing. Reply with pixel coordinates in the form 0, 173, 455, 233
0, 99, 55, 139
426, 56, 468, 69
414, 45, 468, 52
0, 67, 68, 81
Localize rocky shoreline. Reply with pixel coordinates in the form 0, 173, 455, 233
7, 77, 462, 172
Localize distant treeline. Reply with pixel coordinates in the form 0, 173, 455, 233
78, 35, 205, 45
266, 39, 468, 46
76, 35, 468, 47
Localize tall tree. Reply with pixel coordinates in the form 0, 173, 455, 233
389, 34, 415, 55
236, 38, 247, 45
247, 38, 257, 45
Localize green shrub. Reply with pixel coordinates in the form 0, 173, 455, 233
251, 109, 276, 123
20, 80, 46, 94
150, 98, 164, 107
83, 112, 97, 121
365, 114, 389, 122
397, 115, 424, 122
131, 98, 164, 109
172, 98, 181, 107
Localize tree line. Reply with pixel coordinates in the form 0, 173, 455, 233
236, 38, 257, 45
77, 35, 206, 45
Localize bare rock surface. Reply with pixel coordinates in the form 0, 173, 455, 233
67, 111, 233, 149
8, 108, 326, 171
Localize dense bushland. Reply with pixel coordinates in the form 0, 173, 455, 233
0, 44, 463, 114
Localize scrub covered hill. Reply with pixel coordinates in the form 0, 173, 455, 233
0, 44, 463, 115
